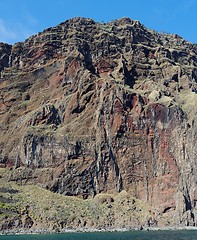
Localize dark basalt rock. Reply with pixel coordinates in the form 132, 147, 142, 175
0, 17, 197, 228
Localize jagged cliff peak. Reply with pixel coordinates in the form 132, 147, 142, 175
0, 17, 197, 231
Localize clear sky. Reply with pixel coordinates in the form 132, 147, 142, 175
0, 0, 196, 44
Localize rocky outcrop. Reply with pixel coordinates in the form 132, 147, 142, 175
0, 17, 197, 228
0, 43, 11, 74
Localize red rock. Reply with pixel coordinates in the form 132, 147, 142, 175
0, 17, 197, 227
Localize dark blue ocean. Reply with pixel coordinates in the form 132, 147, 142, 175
0, 230, 197, 240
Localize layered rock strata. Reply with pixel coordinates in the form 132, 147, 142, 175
0, 17, 197, 229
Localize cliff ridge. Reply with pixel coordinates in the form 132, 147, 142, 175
0, 17, 197, 231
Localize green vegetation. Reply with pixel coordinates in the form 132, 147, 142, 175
17, 100, 31, 109
0, 168, 163, 231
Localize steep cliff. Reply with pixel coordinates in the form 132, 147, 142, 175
0, 17, 197, 231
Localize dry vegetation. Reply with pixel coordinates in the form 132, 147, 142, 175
0, 167, 169, 232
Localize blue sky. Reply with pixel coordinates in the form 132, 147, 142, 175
0, 0, 196, 44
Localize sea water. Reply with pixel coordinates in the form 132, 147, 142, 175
0, 230, 197, 240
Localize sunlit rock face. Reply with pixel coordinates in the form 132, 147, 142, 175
0, 17, 197, 227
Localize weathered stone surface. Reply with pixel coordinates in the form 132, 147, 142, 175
0, 17, 197, 228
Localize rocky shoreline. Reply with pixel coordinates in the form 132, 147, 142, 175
1, 226, 197, 236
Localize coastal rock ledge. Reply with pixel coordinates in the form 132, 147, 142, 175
0, 17, 197, 231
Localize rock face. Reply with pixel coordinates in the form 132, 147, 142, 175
0, 17, 197, 228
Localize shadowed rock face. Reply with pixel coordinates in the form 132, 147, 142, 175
0, 17, 197, 227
